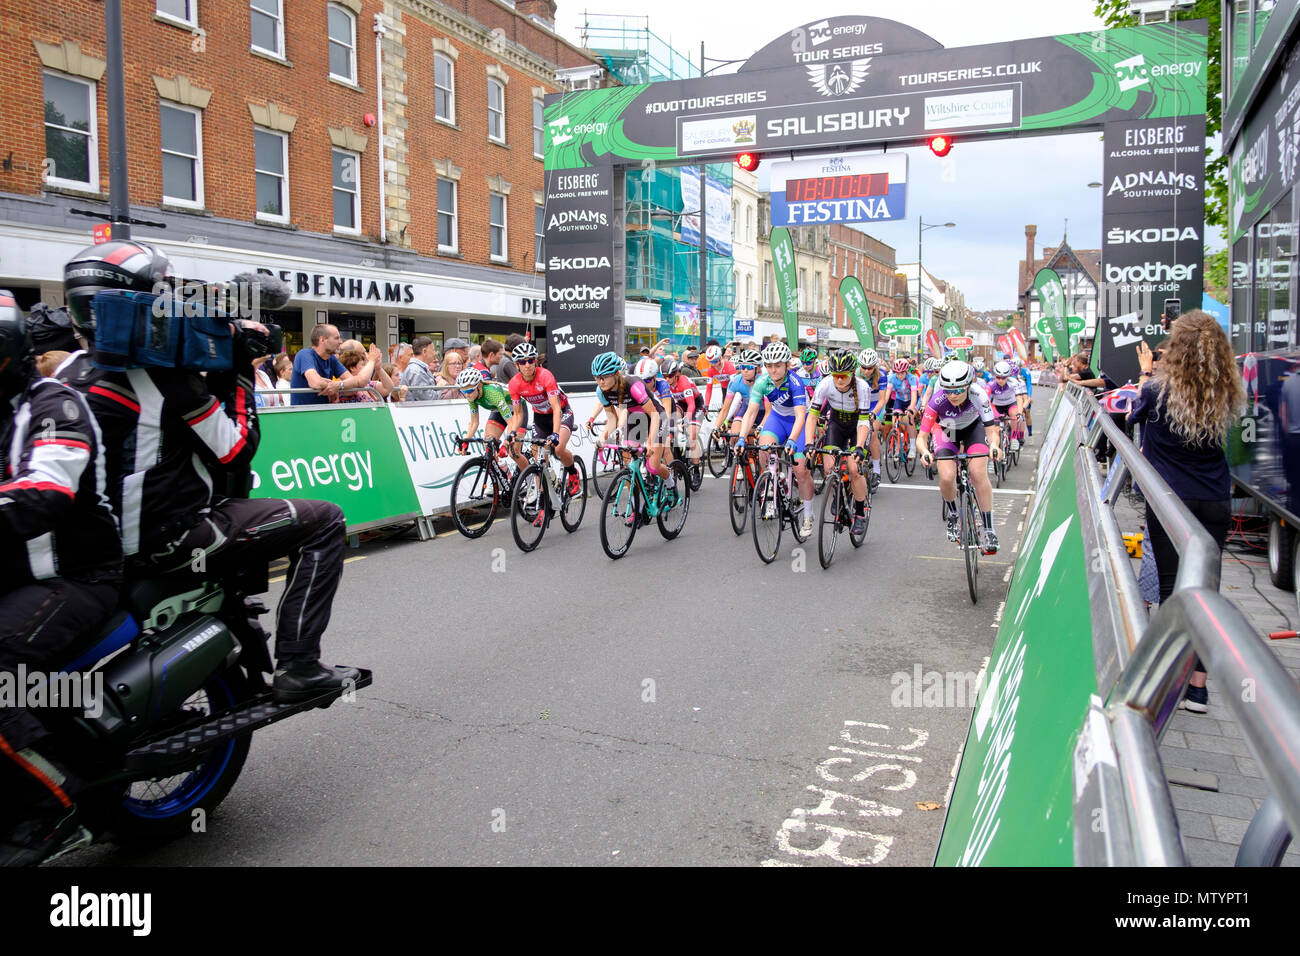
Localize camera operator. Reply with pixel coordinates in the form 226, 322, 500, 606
0, 290, 122, 864
60, 242, 359, 705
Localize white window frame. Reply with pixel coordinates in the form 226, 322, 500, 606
437, 177, 458, 253
532, 98, 544, 159
327, 3, 357, 84
250, 0, 284, 58
489, 191, 508, 262
42, 72, 98, 191
488, 78, 506, 145
157, 0, 198, 28
253, 127, 289, 224
435, 53, 456, 125
332, 148, 361, 235
160, 102, 204, 209
534, 202, 545, 270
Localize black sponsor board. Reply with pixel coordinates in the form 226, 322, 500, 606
739, 16, 943, 73
543, 166, 617, 383
1102, 115, 1206, 214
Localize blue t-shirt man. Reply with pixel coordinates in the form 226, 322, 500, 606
290, 348, 346, 405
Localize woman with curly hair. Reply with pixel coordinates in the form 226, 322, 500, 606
1128, 311, 1246, 713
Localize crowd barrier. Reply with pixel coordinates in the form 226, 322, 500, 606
935, 383, 1300, 866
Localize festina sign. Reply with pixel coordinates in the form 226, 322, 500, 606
769, 152, 908, 226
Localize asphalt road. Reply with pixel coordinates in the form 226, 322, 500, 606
62, 423, 1044, 867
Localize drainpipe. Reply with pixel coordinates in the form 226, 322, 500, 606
374, 14, 387, 244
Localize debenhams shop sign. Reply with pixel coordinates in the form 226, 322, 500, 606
258, 267, 416, 304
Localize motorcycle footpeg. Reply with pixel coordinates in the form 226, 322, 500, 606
124, 668, 373, 773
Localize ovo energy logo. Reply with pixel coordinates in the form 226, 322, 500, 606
1115, 53, 1204, 93
551, 324, 611, 354
549, 115, 609, 148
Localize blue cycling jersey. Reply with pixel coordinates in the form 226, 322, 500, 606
724, 375, 752, 415
751, 371, 807, 418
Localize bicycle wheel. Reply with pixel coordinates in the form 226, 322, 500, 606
599, 468, 640, 560
818, 474, 842, 569
591, 442, 618, 500
688, 457, 704, 492
450, 456, 501, 538
994, 447, 1005, 488
884, 430, 900, 483
707, 430, 732, 478
903, 431, 916, 476
788, 474, 811, 544
963, 487, 980, 604
510, 465, 549, 553
560, 454, 588, 532
658, 460, 692, 540
729, 458, 750, 536
751, 471, 782, 564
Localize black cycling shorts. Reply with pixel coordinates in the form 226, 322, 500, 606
825, 417, 863, 452
531, 406, 575, 441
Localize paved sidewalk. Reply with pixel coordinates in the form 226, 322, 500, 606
1115, 494, 1300, 866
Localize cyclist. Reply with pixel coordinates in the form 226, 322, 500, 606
916, 360, 1002, 553
1011, 357, 1034, 439
506, 341, 580, 497
972, 355, 989, 384
878, 357, 919, 464
857, 349, 886, 489
805, 349, 872, 536
455, 367, 531, 473
734, 341, 815, 537
800, 346, 822, 401
918, 357, 942, 408
988, 360, 1024, 453
591, 350, 671, 489
715, 348, 762, 439
697, 342, 735, 412
662, 358, 705, 475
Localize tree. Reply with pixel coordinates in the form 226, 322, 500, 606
1204, 246, 1229, 301
1093, 1, 1226, 233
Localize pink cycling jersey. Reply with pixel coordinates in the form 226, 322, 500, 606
509, 368, 569, 414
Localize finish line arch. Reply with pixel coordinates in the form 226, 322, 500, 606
541, 16, 1207, 384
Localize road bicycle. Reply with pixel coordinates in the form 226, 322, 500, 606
668, 415, 705, 492
448, 435, 519, 538
509, 436, 588, 552
816, 444, 870, 569
706, 422, 734, 479
883, 410, 916, 483
599, 444, 691, 559
805, 418, 829, 495
952, 453, 986, 605
588, 420, 623, 500
727, 438, 761, 536
994, 424, 1011, 488
751, 445, 811, 564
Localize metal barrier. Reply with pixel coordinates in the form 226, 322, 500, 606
1059, 383, 1300, 866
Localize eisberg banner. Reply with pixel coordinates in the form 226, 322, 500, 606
769, 152, 908, 226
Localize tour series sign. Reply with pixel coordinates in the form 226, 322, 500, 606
542, 16, 1207, 386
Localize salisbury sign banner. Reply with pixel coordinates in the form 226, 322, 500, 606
769, 152, 908, 226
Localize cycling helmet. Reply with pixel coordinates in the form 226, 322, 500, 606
590, 351, 625, 377
704, 344, 722, 363
938, 360, 975, 391
925, 357, 942, 372
827, 350, 856, 374
858, 348, 879, 370
512, 341, 539, 362
972, 356, 986, 371
761, 341, 791, 365
633, 356, 660, 378
892, 358, 909, 374
992, 360, 1012, 378
661, 358, 682, 378
0, 290, 33, 400
800, 347, 818, 366
816, 358, 830, 376
737, 349, 762, 367
64, 240, 171, 340
455, 367, 484, 389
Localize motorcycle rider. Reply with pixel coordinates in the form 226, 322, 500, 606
0, 290, 123, 865
59, 242, 359, 704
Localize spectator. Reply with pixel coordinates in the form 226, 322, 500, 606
436, 351, 466, 399
252, 353, 276, 407
498, 334, 524, 384
290, 324, 346, 405
392, 342, 414, 377
444, 337, 471, 365
480, 338, 504, 378
272, 353, 293, 405
1127, 312, 1246, 714
467, 343, 482, 371
381, 363, 405, 401
338, 344, 394, 401
401, 335, 439, 401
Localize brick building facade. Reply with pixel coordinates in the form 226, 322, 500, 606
0, 0, 603, 352
828, 223, 897, 334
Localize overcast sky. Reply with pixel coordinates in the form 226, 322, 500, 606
551, 1, 1181, 311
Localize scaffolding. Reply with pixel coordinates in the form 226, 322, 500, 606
578, 12, 701, 85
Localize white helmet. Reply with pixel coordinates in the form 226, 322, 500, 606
939, 360, 975, 390
455, 367, 484, 389
972, 356, 986, 371
761, 341, 792, 365
993, 360, 1012, 377
858, 348, 879, 370
633, 356, 660, 378
924, 357, 942, 372
817, 358, 830, 376
704, 344, 722, 362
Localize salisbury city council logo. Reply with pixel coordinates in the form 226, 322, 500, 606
732, 119, 755, 144
808, 58, 872, 97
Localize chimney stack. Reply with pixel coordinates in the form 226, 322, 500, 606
1025, 224, 1037, 275
516, 0, 558, 27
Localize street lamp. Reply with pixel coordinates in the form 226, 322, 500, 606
918, 218, 955, 347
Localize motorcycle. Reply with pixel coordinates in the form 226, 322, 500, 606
11, 562, 371, 863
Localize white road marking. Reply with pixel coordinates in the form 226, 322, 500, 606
882, 484, 1035, 496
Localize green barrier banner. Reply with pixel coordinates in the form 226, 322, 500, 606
935, 416, 1096, 866
770, 227, 800, 345
1036, 318, 1057, 362
837, 276, 875, 349
251, 404, 420, 528
1035, 267, 1071, 360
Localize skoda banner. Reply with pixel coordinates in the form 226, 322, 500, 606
543, 166, 618, 385
837, 276, 875, 349
770, 226, 801, 345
